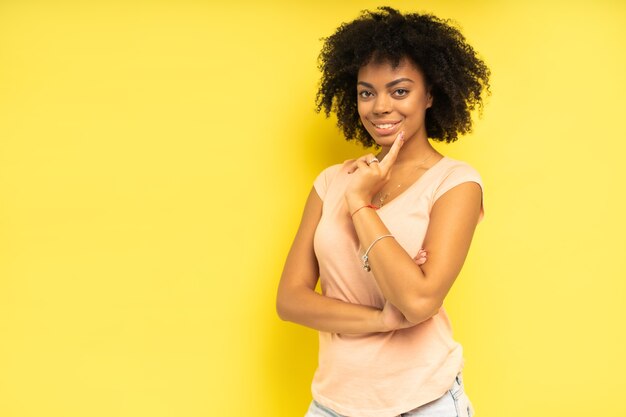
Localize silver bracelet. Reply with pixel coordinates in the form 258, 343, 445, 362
362, 234, 394, 272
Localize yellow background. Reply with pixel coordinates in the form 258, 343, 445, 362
1, 1, 625, 416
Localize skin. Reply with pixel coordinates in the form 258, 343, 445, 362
276, 56, 482, 333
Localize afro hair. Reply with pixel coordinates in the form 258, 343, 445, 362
316, 6, 491, 148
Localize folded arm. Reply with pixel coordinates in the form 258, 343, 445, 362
276, 187, 425, 334
347, 180, 483, 324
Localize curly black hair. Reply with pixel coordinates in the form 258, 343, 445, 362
316, 6, 491, 148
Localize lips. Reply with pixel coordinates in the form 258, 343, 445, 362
370, 120, 401, 136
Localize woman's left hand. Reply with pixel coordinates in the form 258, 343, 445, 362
345, 131, 405, 212
414, 248, 427, 265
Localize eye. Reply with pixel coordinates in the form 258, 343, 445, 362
358, 90, 373, 99
394, 88, 409, 97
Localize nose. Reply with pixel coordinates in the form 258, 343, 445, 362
372, 94, 392, 115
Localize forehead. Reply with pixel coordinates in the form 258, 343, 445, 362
357, 57, 425, 82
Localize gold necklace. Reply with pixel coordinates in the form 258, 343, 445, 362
374, 152, 436, 207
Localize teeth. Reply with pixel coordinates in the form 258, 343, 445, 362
375, 123, 395, 129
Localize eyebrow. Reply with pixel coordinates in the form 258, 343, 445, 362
357, 78, 415, 89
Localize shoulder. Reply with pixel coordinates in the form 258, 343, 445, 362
314, 161, 346, 184
323, 161, 349, 177
440, 156, 482, 178
432, 156, 485, 221
435, 156, 484, 189
312, 160, 353, 200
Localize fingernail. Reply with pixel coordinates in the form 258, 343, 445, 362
399, 131, 405, 142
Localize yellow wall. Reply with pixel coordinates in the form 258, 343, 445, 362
1, 1, 625, 416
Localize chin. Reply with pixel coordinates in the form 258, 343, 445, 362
372, 137, 395, 147
370, 130, 407, 147
364, 130, 392, 146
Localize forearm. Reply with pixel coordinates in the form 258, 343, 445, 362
339, 136, 481, 324
277, 286, 387, 334
349, 204, 434, 323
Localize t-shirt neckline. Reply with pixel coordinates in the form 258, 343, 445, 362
375, 155, 448, 210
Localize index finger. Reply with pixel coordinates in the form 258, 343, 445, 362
379, 131, 405, 170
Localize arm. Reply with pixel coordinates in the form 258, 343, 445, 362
344, 134, 483, 324
276, 186, 422, 334
347, 182, 482, 324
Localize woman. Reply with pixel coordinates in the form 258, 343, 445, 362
276, 7, 490, 417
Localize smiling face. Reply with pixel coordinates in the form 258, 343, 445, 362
357, 57, 433, 147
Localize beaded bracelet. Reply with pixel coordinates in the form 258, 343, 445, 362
362, 234, 394, 271
350, 204, 379, 218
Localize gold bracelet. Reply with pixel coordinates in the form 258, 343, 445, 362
362, 234, 394, 272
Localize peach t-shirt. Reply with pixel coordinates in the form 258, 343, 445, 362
311, 155, 484, 417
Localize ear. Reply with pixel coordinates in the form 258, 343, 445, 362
426, 85, 433, 109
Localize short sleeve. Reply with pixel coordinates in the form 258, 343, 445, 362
313, 164, 342, 201
433, 163, 485, 223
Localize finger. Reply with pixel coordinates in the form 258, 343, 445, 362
364, 153, 380, 164
346, 159, 358, 174
379, 131, 405, 170
357, 154, 376, 164
355, 159, 370, 170
414, 254, 426, 261
413, 249, 428, 265
348, 154, 378, 174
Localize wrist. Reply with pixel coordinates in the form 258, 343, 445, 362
350, 204, 379, 218
375, 308, 392, 332
345, 194, 371, 213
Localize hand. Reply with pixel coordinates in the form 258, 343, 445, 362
414, 248, 427, 265
379, 300, 415, 331
345, 131, 406, 211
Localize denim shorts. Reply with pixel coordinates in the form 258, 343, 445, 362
305, 372, 475, 417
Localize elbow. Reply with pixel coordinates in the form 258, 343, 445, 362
277, 285, 314, 323
403, 297, 443, 324
276, 295, 290, 321
276, 287, 299, 322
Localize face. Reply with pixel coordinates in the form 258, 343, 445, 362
356, 57, 433, 147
